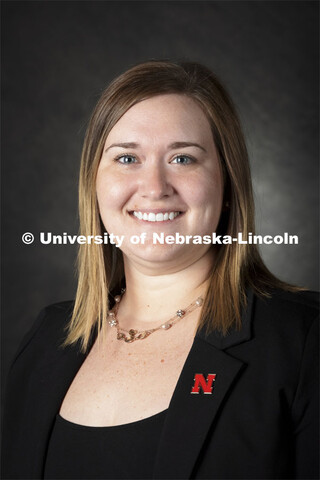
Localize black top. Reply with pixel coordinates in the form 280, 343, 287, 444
44, 409, 167, 479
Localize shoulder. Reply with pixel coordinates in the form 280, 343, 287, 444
256, 288, 319, 310
250, 289, 319, 363
253, 289, 319, 331
11, 300, 75, 367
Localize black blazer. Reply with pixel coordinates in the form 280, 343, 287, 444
1, 289, 319, 479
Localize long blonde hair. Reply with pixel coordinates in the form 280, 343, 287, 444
65, 60, 296, 351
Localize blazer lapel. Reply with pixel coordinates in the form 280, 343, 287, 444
153, 289, 254, 479
153, 339, 245, 479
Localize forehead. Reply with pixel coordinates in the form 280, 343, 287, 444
105, 94, 213, 144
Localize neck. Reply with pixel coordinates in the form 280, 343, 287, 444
119, 249, 214, 324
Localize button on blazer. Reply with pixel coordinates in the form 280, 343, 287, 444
1, 289, 319, 479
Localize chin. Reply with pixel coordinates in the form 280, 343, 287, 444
123, 243, 209, 270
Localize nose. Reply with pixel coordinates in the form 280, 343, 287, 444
138, 163, 174, 199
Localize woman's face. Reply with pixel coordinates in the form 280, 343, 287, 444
96, 94, 224, 272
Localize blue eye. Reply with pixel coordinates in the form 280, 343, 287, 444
171, 155, 194, 165
116, 154, 137, 164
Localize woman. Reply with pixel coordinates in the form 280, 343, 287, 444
2, 61, 318, 479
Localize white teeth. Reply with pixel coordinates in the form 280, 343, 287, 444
132, 211, 181, 222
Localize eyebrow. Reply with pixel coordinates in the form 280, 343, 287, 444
105, 142, 139, 152
104, 141, 207, 153
169, 142, 207, 152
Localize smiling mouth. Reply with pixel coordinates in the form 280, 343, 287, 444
131, 211, 182, 222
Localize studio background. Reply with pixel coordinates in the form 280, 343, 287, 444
2, 1, 319, 393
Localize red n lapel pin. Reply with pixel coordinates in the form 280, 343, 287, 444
191, 373, 216, 394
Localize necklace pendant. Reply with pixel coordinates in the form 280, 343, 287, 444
122, 329, 138, 342
137, 330, 152, 340
108, 318, 118, 327
176, 309, 185, 317
108, 311, 118, 327
161, 323, 172, 330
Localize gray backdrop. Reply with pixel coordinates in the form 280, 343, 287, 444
2, 1, 319, 388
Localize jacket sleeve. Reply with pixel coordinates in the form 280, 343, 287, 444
9, 307, 49, 367
291, 316, 319, 479
1, 302, 75, 480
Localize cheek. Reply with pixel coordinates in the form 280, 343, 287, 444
182, 171, 224, 234
96, 169, 131, 211
183, 170, 223, 209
